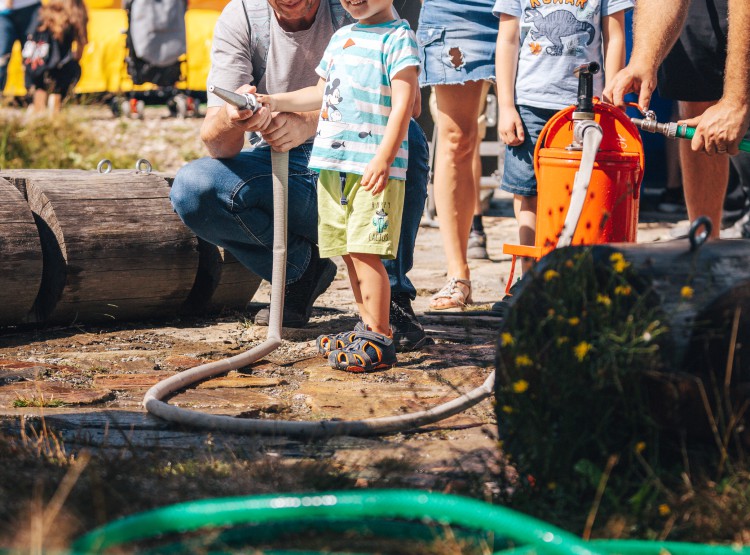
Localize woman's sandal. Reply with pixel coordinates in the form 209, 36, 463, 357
328, 330, 396, 373
429, 277, 472, 310
316, 321, 366, 356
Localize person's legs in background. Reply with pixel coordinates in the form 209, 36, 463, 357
679, 100, 728, 237
428, 80, 485, 310
0, 3, 41, 94
384, 119, 430, 351
468, 81, 492, 260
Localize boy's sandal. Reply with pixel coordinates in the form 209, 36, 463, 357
429, 277, 472, 310
328, 330, 396, 373
316, 321, 366, 356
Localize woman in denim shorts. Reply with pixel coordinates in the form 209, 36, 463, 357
417, 0, 496, 310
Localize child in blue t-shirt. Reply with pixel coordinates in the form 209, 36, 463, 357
258, 0, 419, 373
494, 0, 633, 275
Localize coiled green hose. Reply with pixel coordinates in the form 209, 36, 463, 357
71, 489, 750, 555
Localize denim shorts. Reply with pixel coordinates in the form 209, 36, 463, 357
417, 0, 497, 87
501, 105, 559, 197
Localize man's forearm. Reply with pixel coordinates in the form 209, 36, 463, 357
630, 0, 690, 69
201, 106, 248, 159
723, 0, 750, 108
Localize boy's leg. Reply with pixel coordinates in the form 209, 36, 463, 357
348, 253, 391, 335
514, 194, 538, 274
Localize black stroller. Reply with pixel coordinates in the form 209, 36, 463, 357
114, 0, 198, 118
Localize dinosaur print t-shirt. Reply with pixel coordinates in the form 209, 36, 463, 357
309, 19, 420, 181
493, 0, 633, 110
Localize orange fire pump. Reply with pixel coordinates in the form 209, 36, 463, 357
502, 62, 645, 293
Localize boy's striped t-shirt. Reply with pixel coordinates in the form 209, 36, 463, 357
309, 19, 419, 181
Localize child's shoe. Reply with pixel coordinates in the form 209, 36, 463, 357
328, 330, 396, 373
316, 321, 366, 356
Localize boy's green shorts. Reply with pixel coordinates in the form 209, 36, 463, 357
317, 169, 405, 259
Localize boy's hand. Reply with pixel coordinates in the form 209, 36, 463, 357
498, 108, 525, 146
255, 93, 276, 112
225, 85, 272, 133
361, 156, 390, 195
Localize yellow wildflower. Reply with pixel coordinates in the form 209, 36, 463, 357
556, 336, 570, 346
501, 332, 514, 347
515, 355, 533, 368
614, 285, 632, 296
568, 316, 580, 326
610, 252, 631, 273
573, 341, 592, 361
544, 269, 560, 281
596, 294, 611, 307
512, 379, 529, 393
681, 286, 694, 299
635, 441, 646, 454
658, 504, 671, 517
502, 405, 514, 414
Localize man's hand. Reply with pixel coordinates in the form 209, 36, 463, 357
224, 84, 272, 133
361, 155, 390, 195
680, 99, 750, 155
602, 62, 658, 111
261, 111, 318, 152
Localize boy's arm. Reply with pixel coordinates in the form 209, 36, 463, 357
602, 11, 627, 89
495, 13, 524, 146
360, 65, 419, 194
257, 78, 326, 113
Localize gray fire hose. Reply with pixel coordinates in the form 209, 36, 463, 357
143, 89, 494, 437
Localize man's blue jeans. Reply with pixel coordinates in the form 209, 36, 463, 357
0, 3, 41, 91
170, 119, 429, 299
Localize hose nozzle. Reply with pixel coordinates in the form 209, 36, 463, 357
630, 117, 679, 138
208, 84, 259, 112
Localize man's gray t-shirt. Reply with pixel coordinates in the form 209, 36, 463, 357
206, 0, 335, 106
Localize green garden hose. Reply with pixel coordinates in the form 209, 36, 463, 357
71, 490, 750, 554
72, 489, 598, 555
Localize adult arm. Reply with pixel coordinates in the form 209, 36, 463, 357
680, 0, 750, 155
603, 0, 690, 109
602, 11, 627, 89
361, 65, 419, 194
495, 13, 524, 146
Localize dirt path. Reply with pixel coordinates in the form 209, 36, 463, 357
0, 105, 683, 492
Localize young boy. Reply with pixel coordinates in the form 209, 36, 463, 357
494, 0, 632, 274
258, 0, 419, 373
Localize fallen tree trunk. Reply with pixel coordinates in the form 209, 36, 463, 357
19, 170, 199, 324
0, 178, 43, 325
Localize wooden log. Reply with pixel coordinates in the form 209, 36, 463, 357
0, 178, 43, 325
183, 239, 263, 314
22, 170, 199, 323
498, 238, 750, 449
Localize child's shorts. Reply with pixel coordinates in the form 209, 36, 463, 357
500, 104, 559, 197
417, 0, 496, 87
317, 170, 405, 259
